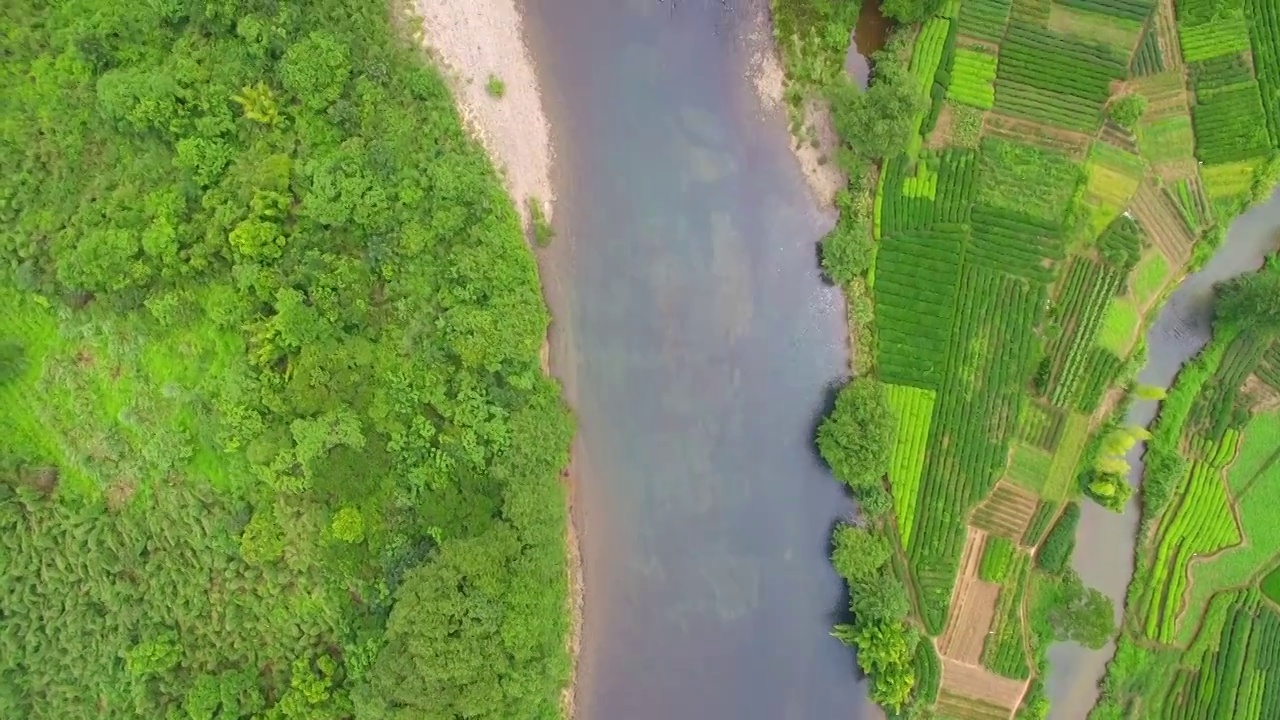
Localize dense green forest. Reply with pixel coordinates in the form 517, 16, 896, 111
0, 0, 573, 718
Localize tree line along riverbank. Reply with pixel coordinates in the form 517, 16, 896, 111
0, 0, 573, 717
769, 0, 1280, 716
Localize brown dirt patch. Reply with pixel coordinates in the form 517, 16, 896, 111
927, 103, 955, 150
940, 659, 1027, 715
982, 113, 1091, 160
1243, 374, 1280, 413
1132, 179, 1194, 263
971, 482, 1040, 542
1155, 0, 1185, 69
938, 529, 1003, 663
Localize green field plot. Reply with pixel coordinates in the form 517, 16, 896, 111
887, 384, 937, 549
948, 47, 998, 109
976, 137, 1084, 225
1048, 4, 1143, 51
1227, 411, 1280, 494
935, 148, 980, 223
1056, 0, 1153, 22
979, 535, 1018, 582
1258, 343, 1280, 390
1248, 0, 1280, 146
1202, 157, 1267, 200
1083, 142, 1147, 232
909, 265, 1043, 631
1130, 21, 1165, 77
1180, 17, 1252, 63
1181, 462, 1280, 645
958, 0, 1013, 40
1132, 250, 1173, 308
1138, 115, 1196, 165
1007, 442, 1054, 494
1190, 53, 1256, 95
1044, 412, 1090, 501
1098, 299, 1141, 356
1017, 401, 1066, 451
1191, 82, 1272, 164
967, 206, 1066, 283
874, 227, 967, 389
993, 21, 1128, 132
1021, 500, 1058, 545
1262, 566, 1280, 604
1185, 332, 1270, 446
1168, 177, 1213, 233
878, 155, 939, 237
1046, 256, 1126, 406
1167, 593, 1280, 720
1143, 461, 1242, 643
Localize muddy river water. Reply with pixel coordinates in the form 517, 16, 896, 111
1047, 189, 1280, 718
523, 1, 875, 718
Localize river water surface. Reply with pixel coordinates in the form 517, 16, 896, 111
1048, 189, 1280, 718
523, 1, 873, 718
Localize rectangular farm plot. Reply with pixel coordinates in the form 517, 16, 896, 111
993, 21, 1127, 132
1142, 461, 1242, 643
1248, 0, 1280, 146
874, 228, 966, 390
977, 137, 1083, 226
1047, 3, 1143, 52
948, 47, 997, 109
1179, 17, 1252, 63
958, 0, 1013, 41
1191, 83, 1272, 164
1137, 116, 1195, 166
887, 384, 936, 550
1201, 157, 1266, 202
972, 481, 1042, 541
1055, 0, 1153, 22
967, 207, 1065, 283
1097, 298, 1141, 356
1006, 442, 1054, 495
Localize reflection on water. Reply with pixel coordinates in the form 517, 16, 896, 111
845, 0, 892, 87
523, 0, 872, 718
1048, 190, 1280, 718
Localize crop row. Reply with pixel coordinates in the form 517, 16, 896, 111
909, 266, 1042, 630
1258, 343, 1280, 391
1017, 401, 1065, 451
1192, 82, 1273, 164
979, 535, 1017, 582
1201, 157, 1262, 201
1097, 214, 1144, 272
935, 148, 978, 224
977, 138, 1085, 226
1131, 22, 1164, 77
1143, 461, 1241, 643
1190, 53, 1255, 95
948, 48, 997, 109
1022, 500, 1057, 545
902, 158, 940, 199
1047, 257, 1124, 406
1188, 426, 1241, 468
1138, 115, 1196, 166
1057, 0, 1152, 21
1169, 177, 1212, 231
879, 155, 938, 236
1073, 346, 1124, 413
967, 206, 1065, 284
997, 22, 1126, 108
1186, 331, 1270, 445
887, 384, 936, 550
1247, 0, 1280, 147
1169, 595, 1280, 720
993, 80, 1100, 133
875, 227, 967, 389
982, 551, 1030, 679
1180, 17, 1252, 63
957, 0, 1013, 41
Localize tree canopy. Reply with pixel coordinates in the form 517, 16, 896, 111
0, 0, 572, 717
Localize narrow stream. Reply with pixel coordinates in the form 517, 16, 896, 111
1047, 189, 1280, 718
523, 0, 875, 718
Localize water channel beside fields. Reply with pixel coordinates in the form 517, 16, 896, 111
1047, 189, 1280, 718
521, 0, 878, 718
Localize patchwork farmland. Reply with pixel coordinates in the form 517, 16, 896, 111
861, 0, 1280, 716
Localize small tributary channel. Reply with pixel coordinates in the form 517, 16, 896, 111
1048, 189, 1280, 718
522, 0, 880, 718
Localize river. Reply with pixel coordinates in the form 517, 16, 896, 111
1047, 189, 1280, 718
522, 1, 875, 718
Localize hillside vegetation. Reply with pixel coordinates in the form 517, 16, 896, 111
773, 0, 1280, 715
0, 1, 573, 718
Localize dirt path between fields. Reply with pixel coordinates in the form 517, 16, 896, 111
411, 0, 554, 225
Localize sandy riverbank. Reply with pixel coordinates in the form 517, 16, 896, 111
411, 0, 555, 224
747, 7, 846, 209
410, 1, 581, 717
